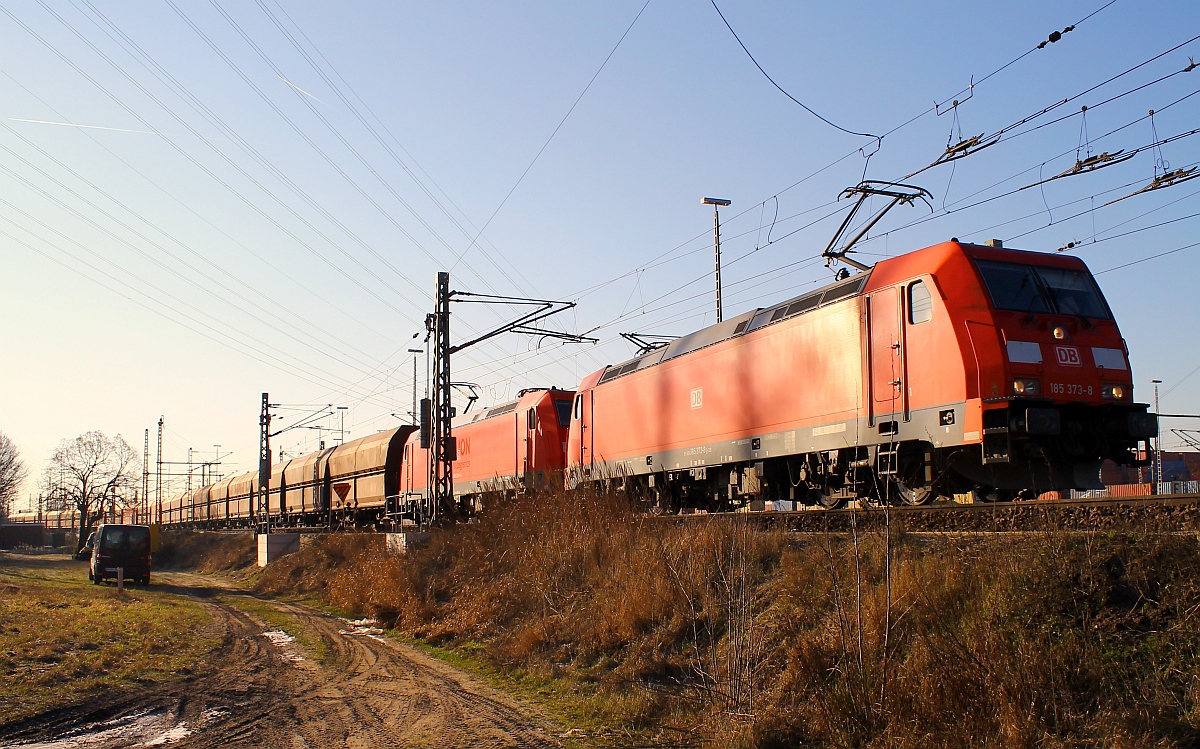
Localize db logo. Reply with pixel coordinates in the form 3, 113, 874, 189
690, 388, 703, 409
1055, 346, 1082, 366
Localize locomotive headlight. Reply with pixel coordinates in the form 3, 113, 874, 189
1102, 383, 1126, 400
1012, 378, 1041, 397
1052, 326, 1068, 340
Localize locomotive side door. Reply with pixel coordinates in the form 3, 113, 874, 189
868, 285, 904, 425
523, 406, 538, 487
577, 390, 595, 476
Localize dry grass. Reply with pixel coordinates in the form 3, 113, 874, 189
156, 530, 255, 574
230, 495, 1200, 747
0, 551, 218, 727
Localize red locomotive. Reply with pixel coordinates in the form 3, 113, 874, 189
401, 388, 575, 514
566, 240, 1156, 508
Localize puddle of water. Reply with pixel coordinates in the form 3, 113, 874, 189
0, 708, 194, 749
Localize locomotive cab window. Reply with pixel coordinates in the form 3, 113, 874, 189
527, 408, 538, 429
908, 280, 932, 324
975, 259, 1112, 320
554, 399, 572, 427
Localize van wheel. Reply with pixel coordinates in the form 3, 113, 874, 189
88, 567, 93, 581
92, 572, 102, 585
141, 576, 150, 586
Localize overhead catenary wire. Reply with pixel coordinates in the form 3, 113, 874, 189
852, 89, 1200, 251
252, 0, 539, 298
198, 0, 533, 308
1, 70, 404, 352
708, 0, 877, 140
3, 2, 423, 320
0, 123, 401, 374
449, 0, 653, 275
258, 0, 552, 300
18, 0, 535, 385
60, 0, 544, 390
566, 0, 1126, 307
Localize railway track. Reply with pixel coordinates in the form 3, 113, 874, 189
148, 494, 1200, 538
670, 492, 1200, 534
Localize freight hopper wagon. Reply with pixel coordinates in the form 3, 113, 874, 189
567, 241, 1157, 509
156, 426, 416, 528
401, 388, 575, 516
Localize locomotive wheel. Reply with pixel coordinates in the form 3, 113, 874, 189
815, 486, 844, 510
971, 486, 1014, 503
895, 479, 936, 506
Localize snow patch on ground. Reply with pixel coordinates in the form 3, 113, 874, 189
339, 618, 386, 642
0, 707, 207, 749
261, 629, 305, 662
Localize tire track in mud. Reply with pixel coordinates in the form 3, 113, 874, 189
269, 598, 562, 749
0, 572, 563, 749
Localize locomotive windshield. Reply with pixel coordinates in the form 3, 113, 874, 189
974, 259, 1112, 319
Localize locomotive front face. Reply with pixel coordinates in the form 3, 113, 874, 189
957, 245, 1155, 491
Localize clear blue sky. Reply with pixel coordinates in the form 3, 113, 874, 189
3, 0, 1199, 505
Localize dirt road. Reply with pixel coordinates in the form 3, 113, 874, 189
0, 571, 565, 749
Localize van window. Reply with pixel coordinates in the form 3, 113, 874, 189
909, 280, 932, 324
100, 526, 150, 552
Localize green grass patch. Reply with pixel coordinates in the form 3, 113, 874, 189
0, 551, 218, 726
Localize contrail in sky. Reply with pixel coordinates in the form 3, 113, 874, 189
277, 75, 326, 105
7, 118, 173, 136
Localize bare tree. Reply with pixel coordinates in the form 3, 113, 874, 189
0, 431, 28, 520
42, 431, 140, 552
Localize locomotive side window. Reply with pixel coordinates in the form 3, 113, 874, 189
554, 399, 572, 427
527, 407, 538, 429
573, 394, 582, 420
908, 280, 932, 324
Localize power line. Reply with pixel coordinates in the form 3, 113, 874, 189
255, 0, 540, 298
0, 123, 396, 374
708, 0, 876, 140
450, 0, 653, 273
6, 1, 421, 318
2, 70, 403, 351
